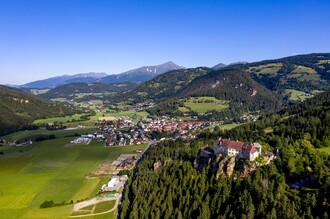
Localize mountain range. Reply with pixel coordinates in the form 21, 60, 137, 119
106, 53, 330, 117
17, 61, 183, 89
1, 53, 330, 134
21, 73, 107, 89
100, 61, 183, 84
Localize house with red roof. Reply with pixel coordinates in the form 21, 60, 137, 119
214, 137, 260, 161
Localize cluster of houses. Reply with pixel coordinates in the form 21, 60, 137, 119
116, 158, 135, 171
240, 114, 257, 122
99, 117, 224, 146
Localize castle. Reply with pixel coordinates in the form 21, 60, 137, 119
214, 137, 261, 161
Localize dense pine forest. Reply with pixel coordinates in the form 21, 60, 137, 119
119, 92, 330, 219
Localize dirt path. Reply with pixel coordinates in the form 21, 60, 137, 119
69, 194, 121, 218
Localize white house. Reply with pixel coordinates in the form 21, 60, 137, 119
107, 176, 119, 188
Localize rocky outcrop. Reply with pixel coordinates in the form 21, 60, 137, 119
153, 161, 162, 171
226, 156, 236, 177
216, 156, 229, 179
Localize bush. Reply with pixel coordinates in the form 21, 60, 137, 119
40, 200, 54, 208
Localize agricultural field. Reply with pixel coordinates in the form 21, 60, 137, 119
205, 123, 243, 131
2, 128, 97, 143
91, 110, 149, 120
218, 123, 243, 131
181, 97, 229, 114
32, 114, 90, 126
292, 65, 317, 74
285, 89, 314, 101
247, 63, 282, 76
0, 132, 147, 218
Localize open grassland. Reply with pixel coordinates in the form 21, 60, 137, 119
317, 147, 330, 154
218, 123, 243, 130
289, 65, 321, 81
90, 110, 149, 120
292, 65, 317, 74
2, 127, 97, 143
0, 134, 147, 218
93, 201, 116, 213
206, 123, 243, 131
33, 114, 87, 125
182, 97, 229, 114
285, 89, 314, 101
247, 63, 282, 76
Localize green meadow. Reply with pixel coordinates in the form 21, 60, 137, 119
0, 131, 147, 218
2, 128, 97, 143
285, 89, 313, 101
317, 147, 330, 154
182, 97, 229, 114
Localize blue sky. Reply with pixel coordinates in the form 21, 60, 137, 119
0, 0, 329, 84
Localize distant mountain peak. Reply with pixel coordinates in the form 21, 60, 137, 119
211, 63, 227, 70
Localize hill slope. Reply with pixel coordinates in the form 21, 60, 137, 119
178, 68, 282, 111
120, 92, 330, 219
0, 85, 74, 135
243, 53, 330, 92
113, 67, 210, 103
39, 82, 137, 100
120, 53, 330, 117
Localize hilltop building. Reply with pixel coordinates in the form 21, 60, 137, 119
214, 137, 261, 161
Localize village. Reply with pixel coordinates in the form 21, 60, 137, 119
98, 116, 224, 146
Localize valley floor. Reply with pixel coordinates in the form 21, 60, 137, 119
0, 129, 147, 219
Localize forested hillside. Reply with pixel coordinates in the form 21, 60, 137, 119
120, 92, 330, 219
179, 68, 282, 112
0, 85, 74, 136
245, 53, 330, 93
146, 68, 281, 119
39, 82, 137, 99
112, 67, 210, 103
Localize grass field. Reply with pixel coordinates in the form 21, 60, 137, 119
90, 110, 149, 120
218, 123, 243, 130
264, 127, 274, 134
0, 132, 147, 218
93, 201, 116, 213
285, 89, 314, 101
248, 63, 282, 76
317, 147, 330, 154
2, 128, 97, 143
182, 97, 229, 114
206, 123, 243, 131
292, 65, 317, 74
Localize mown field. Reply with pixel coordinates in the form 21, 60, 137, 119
2, 128, 97, 143
32, 109, 149, 127
0, 130, 147, 218
181, 97, 229, 114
